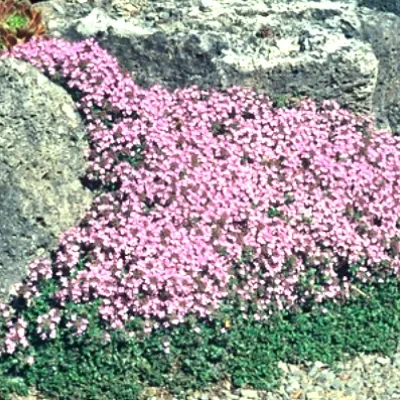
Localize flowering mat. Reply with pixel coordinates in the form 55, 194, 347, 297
0, 37, 400, 400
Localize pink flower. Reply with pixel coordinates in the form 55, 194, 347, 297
26, 356, 35, 365
0, 35, 398, 349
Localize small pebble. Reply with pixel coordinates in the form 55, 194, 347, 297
238, 388, 259, 399
376, 356, 390, 365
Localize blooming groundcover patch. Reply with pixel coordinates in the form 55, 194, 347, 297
0, 37, 400, 399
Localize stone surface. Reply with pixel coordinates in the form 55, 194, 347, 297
359, 0, 400, 16
135, 351, 400, 398
0, 57, 92, 301
32, 0, 400, 133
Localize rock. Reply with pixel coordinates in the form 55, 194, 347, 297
306, 392, 323, 400
375, 356, 391, 366
312, 361, 327, 369
330, 380, 344, 390
392, 354, 400, 367
288, 364, 307, 377
285, 382, 300, 394
33, 0, 400, 133
0, 57, 92, 301
213, 392, 238, 400
359, 0, 400, 16
277, 361, 290, 374
316, 370, 336, 384
238, 388, 259, 399
308, 367, 320, 378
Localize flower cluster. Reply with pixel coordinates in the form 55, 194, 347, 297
65, 313, 89, 337
36, 309, 61, 341
1, 36, 400, 352
0, 301, 28, 355
12, 258, 53, 304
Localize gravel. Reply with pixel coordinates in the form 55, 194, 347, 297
136, 344, 400, 399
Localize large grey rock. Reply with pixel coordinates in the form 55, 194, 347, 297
359, 0, 400, 16
0, 57, 92, 301
33, 0, 400, 132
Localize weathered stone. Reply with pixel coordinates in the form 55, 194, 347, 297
375, 356, 391, 366
0, 57, 92, 301
238, 388, 259, 399
359, 0, 400, 16
32, 0, 400, 133
306, 392, 324, 400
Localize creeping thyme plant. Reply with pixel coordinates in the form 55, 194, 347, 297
0, 37, 400, 399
